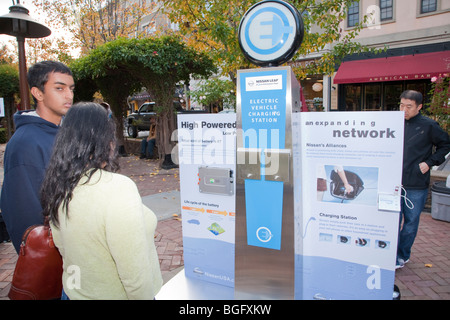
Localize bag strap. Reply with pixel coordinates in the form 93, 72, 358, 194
43, 215, 50, 227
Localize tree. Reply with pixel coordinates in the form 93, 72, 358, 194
33, 0, 157, 55
163, 0, 253, 81
1, 26, 75, 66
426, 74, 450, 133
108, 36, 216, 167
26, 38, 75, 66
70, 36, 216, 167
163, 0, 377, 80
190, 78, 236, 111
70, 43, 143, 152
0, 45, 15, 65
0, 64, 19, 99
0, 64, 20, 139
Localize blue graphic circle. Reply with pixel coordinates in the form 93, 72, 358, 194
244, 7, 291, 56
238, 0, 304, 66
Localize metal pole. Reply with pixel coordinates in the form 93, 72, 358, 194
17, 35, 30, 110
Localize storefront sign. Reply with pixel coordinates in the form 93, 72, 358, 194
369, 73, 435, 82
289, 58, 316, 69
334, 51, 450, 84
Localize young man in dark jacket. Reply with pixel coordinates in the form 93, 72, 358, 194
0, 61, 74, 253
397, 90, 450, 268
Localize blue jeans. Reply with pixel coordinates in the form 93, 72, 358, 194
61, 288, 70, 300
141, 138, 155, 157
397, 188, 428, 261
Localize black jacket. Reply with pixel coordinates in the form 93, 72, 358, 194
402, 113, 450, 189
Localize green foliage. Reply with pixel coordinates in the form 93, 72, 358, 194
164, 0, 384, 80
70, 43, 143, 119
425, 75, 450, 133
191, 78, 236, 110
0, 128, 7, 144
71, 35, 216, 157
0, 64, 19, 98
72, 35, 215, 106
99, 36, 215, 112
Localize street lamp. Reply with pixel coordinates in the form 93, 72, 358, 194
0, 1, 51, 110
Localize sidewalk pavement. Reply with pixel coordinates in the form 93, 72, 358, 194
1, 150, 450, 299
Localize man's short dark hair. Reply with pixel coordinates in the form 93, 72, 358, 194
400, 90, 423, 106
27, 60, 72, 92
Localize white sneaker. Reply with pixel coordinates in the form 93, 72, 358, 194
395, 258, 409, 269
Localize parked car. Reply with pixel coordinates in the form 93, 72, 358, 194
125, 101, 208, 138
125, 102, 157, 138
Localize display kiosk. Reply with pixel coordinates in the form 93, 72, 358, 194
234, 0, 302, 300
235, 66, 300, 299
162, 0, 404, 300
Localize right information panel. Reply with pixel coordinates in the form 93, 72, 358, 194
295, 111, 404, 300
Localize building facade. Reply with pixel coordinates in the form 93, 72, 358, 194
331, 0, 450, 111
293, 0, 450, 112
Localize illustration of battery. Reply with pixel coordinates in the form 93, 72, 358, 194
198, 166, 234, 196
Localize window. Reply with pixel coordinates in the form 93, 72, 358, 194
364, 84, 382, 111
339, 80, 432, 111
302, 76, 325, 111
380, 0, 394, 21
421, 0, 437, 13
140, 102, 155, 113
384, 83, 403, 111
344, 85, 361, 111
406, 82, 428, 99
347, 1, 359, 27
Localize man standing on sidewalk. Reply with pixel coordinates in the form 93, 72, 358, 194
397, 90, 450, 268
0, 61, 74, 253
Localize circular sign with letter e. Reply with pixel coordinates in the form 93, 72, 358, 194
238, 0, 304, 67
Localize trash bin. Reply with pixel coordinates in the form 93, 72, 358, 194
431, 181, 450, 222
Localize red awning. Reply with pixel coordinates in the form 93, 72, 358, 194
334, 51, 450, 84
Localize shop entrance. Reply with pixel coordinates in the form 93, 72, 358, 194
338, 80, 431, 111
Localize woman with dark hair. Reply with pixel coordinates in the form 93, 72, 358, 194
41, 102, 162, 300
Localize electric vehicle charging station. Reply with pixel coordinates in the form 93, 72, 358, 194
235, 66, 300, 299
234, 0, 303, 300
159, 0, 404, 300
234, 0, 404, 300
